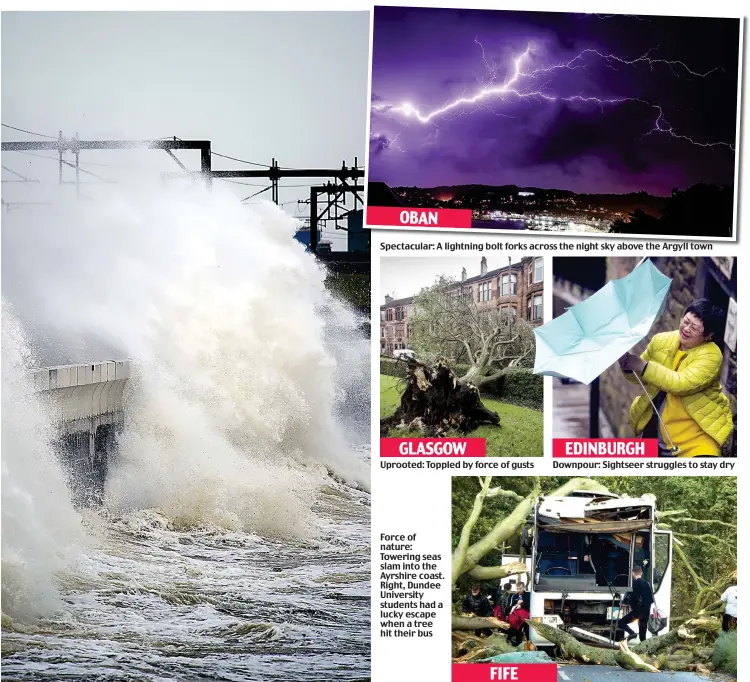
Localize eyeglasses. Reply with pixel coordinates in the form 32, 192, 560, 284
681, 317, 704, 335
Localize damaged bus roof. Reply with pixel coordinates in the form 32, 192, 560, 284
536, 493, 654, 533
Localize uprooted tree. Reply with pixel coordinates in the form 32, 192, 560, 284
409, 276, 536, 388
380, 359, 500, 436
450, 476, 737, 673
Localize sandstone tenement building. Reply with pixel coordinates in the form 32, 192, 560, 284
380, 256, 545, 355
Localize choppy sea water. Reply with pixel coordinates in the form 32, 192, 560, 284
2, 473, 370, 681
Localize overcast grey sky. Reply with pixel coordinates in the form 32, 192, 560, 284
380, 255, 523, 304
1, 11, 369, 248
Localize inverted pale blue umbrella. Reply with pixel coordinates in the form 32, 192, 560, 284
534, 258, 671, 385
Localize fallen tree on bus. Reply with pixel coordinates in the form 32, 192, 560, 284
450, 476, 737, 673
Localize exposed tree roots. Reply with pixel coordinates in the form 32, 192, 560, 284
381, 359, 499, 437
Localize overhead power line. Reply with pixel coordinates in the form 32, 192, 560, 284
211, 151, 270, 168
1, 123, 58, 139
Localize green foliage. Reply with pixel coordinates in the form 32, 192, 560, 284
380, 357, 409, 379
381, 375, 543, 457
324, 272, 370, 309
482, 369, 543, 410
408, 276, 536, 374
712, 631, 737, 674
597, 476, 737, 619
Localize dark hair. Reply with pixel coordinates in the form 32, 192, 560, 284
503, 583, 512, 591
632, 565, 643, 575
683, 299, 725, 338
471, 584, 481, 591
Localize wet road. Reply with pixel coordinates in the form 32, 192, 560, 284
558, 665, 721, 681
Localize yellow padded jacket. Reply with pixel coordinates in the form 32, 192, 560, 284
625, 330, 733, 446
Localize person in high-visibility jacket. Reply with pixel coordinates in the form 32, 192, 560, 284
618, 299, 733, 457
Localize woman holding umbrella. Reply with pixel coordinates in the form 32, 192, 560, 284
618, 299, 733, 457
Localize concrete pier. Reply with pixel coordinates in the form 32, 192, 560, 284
31, 360, 131, 504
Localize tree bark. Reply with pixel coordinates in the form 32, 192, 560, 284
452, 476, 492, 582
527, 622, 619, 666
467, 561, 528, 581
452, 616, 510, 631
527, 616, 723, 672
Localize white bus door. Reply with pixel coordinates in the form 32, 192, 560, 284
651, 529, 673, 634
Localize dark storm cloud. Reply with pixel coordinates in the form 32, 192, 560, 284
368, 6, 739, 195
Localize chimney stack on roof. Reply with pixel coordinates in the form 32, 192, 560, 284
461, 267, 467, 281
480, 256, 488, 276
385, 294, 393, 304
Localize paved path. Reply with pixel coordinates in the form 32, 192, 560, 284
553, 378, 615, 438
558, 665, 720, 681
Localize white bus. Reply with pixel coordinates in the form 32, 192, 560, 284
500, 489, 673, 648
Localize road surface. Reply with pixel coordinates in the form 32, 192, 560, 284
558, 666, 720, 681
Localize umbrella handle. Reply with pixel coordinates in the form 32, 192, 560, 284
632, 370, 680, 454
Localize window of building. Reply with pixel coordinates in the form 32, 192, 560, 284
501, 275, 509, 297
534, 294, 543, 320
381, 311, 386, 322
479, 281, 491, 302
386, 309, 393, 322
534, 257, 544, 283
381, 327, 385, 338
510, 273, 517, 295
527, 296, 532, 318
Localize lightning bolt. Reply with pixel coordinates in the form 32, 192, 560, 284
372, 41, 733, 150
370, 132, 406, 153
642, 105, 734, 148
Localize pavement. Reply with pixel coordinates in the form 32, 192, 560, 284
552, 378, 615, 438
558, 666, 719, 681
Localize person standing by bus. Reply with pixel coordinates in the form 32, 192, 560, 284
618, 565, 654, 642
720, 584, 737, 631
506, 582, 531, 644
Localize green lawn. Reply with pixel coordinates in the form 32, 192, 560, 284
380, 374, 542, 457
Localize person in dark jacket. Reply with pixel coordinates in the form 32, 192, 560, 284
462, 584, 492, 617
618, 565, 654, 641
462, 584, 493, 637
491, 583, 513, 618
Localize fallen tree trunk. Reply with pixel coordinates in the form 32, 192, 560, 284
381, 359, 499, 437
615, 640, 659, 673
527, 622, 618, 666
466, 561, 528, 581
452, 616, 510, 631
528, 617, 723, 672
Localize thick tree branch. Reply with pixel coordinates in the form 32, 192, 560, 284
452, 476, 493, 583
467, 561, 528, 580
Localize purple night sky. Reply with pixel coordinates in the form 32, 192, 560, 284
368, 7, 739, 196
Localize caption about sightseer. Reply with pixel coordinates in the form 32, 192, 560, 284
380, 239, 714, 253
379, 533, 444, 640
